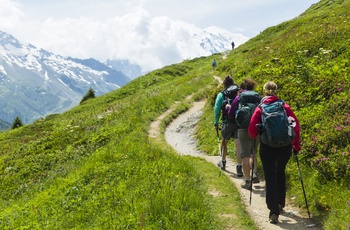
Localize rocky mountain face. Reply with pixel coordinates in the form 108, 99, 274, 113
0, 31, 130, 125
0, 26, 249, 128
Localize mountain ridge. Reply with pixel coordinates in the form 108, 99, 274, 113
106, 26, 250, 78
0, 27, 249, 126
0, 30, 131, 125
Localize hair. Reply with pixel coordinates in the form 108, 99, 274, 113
240, 78, 257, 90
223, 75, 234, 88
263, 81, 278, 96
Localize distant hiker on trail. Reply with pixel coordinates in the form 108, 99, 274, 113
214, 76, 242, 172
228, 78, 261, 190
211, 59, 217, 71
248, 81, 300, 224
231, 41, 235, 50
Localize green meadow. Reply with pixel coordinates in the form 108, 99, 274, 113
1, 0, 349, 229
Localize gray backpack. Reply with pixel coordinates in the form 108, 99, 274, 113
235, 91, 260, 129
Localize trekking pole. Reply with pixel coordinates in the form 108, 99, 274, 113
249, 156, 254, 205
216, 127, 224, 177
249, 139, 256, 205
216, 128, 221, 156
294, 151, 311, 218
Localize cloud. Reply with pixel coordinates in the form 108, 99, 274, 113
0, 0, 193, 72
10, 6, 209, 72
0, 0, 23, 32
0, 0, 319, 72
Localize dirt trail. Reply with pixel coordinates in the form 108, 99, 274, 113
148, 78, 320, 230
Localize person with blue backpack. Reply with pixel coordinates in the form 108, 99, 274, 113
248, 81, 300, 224
227, 78, 261, 189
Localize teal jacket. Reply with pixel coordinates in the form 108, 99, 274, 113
214, 92, 224, 126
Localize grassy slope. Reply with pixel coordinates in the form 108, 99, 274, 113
0, 55, 256, 229
198, 0, 350, 229
0, 0, 349, 229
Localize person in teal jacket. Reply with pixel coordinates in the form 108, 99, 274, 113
214, 76, 242, 174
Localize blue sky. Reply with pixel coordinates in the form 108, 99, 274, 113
0, 0, 319, 71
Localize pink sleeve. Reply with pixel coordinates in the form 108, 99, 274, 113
248, 106, 262, 138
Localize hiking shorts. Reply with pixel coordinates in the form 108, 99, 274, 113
222, 122, 238, 140
238, 129, 259, 158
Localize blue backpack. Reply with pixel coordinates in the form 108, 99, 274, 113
259, 100, 295, 148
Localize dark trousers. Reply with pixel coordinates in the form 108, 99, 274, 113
259, 143, 292, 216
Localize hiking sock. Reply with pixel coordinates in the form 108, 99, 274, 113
236, 164, 243, 177
222, 160, 226, 169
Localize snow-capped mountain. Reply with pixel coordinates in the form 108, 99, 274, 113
0, 31, 130, 125
200, 26, 249, 52
0, 26, 249, 127
107, 26, 250, 79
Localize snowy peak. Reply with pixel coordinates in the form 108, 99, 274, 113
106, 26, 250, 78
0, 31, 22, 48
199, 26, 249, 53
0, 30, 130, 125
0, 25, 249, 127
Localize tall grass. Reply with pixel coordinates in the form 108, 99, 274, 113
1, 56, 247, 229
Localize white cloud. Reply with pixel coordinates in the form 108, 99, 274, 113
0, 0, 23, 32
11, 7, 211, 72
0, 0, 319, 72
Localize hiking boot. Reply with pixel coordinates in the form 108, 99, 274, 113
269, 214, 278, 224
236, 165, 243, 177
252, 172, 260, 183
217, 160, 226, 170
241, 180, 252, 190
279, 204, 285, 213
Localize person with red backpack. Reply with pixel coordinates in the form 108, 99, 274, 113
248, 81, 300, 224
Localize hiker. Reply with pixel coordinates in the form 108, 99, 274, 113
227, 78, 261, 189
214, 75, 242, 173
211, 59, 217, 71
248, 81, 300, 224
231, 41, 235, 50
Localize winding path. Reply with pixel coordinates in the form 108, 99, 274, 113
148, 79, 320, 230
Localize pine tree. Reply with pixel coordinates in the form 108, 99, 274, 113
80, 87, 96, 104
11, 116, 23, 129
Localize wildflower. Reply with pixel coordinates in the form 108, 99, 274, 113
311, 134, 320, 141
319, 48, 332, 54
